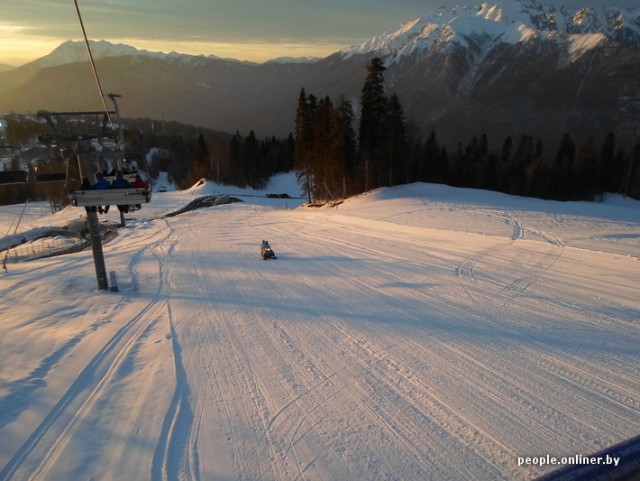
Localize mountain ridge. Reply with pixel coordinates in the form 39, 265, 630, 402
22, 39, 319, 70
341, 0, 640, 60
0, 1, 638, 150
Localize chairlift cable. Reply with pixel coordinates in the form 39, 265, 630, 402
72, 0, 114, 127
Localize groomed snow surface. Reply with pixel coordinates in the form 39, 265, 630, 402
0, 174, 638, 481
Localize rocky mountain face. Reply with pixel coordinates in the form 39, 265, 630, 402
342, 0, 640, 147
0, 1, 638, 149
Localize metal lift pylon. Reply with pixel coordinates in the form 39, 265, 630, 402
86, 208, 109, 290
37, 106, 151, 291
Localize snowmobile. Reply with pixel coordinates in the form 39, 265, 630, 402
261, 240, 277, 260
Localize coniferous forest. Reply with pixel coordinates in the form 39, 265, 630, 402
0, 116, 296, 205
295, 57, 640, 203
1, 56, 640, 206
124, 119, 295, 191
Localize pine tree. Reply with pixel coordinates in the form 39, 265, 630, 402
358, 57, 388, 191
574, 136, 598, 200
294, 88, 315, 203
528, 139, 551, 199
598, 131, 614, 195
187, 133, 210, 184
599, 132, 627, 195
623, 139, 640, 199
423, 130, 439, 183
294, 90, 358, 201
512, 134, 533, 195
333, 96, 357, 197
553, 133, 576, 200
383, 93, 409, 187
498, 136, 513, 193
461, 136, 480, 188
613, 149, 626, 194
244, 130, 261, 188
226, 132, 245, 187
311, 96, 335, 200
208, 131, 229, 183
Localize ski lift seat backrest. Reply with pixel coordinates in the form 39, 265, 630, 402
0, 170, 28, 185
0, 145, 29, 185
35, 172, 68, 183
71, 187, 150, 207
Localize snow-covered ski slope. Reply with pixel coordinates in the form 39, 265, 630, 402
0, 175, 638, 481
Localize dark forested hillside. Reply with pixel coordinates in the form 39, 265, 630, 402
293, 59, 640, 203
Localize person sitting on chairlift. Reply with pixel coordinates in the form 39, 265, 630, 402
81, 177, 97, 213
93, 172, 111, 214
111, 171, 131, 213
131, 174, 149, 190
131, 174, 150, 209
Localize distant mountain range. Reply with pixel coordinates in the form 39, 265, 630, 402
1, 0, 639, 149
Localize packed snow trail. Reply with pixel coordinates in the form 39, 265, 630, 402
0, 182, 638, 480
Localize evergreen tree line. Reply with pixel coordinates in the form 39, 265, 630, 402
294, 57, 640, 202
0, 115, 295, 205
3, 62, 640, 205
295, 58, 409, 202
126, 124, 295, 190
410, 130, 640, 201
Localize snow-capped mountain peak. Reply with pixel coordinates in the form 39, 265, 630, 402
341, 1, 640, 61
32, 39, 319, 70
38, 40, 145, 68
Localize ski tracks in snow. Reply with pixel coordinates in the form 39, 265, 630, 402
151, 307, 200, 481
4, 200, 637, 481
248, 206, 638, 479
0, 219, 176, 481
455, 210, 564, 309
217, 209, 529, 480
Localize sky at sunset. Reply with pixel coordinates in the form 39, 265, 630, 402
1, 0, 638, 67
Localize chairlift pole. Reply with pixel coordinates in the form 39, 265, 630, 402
33, 106, 149, 291
85, 209, 108, 290
107, 94, 125, 164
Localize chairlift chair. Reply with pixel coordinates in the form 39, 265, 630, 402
37, 104, 153, 212
1, 103, 152, 213
0, 145, 29, 185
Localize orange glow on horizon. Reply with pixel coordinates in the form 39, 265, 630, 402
0, 24, 67, 66
0, 33, 345, 67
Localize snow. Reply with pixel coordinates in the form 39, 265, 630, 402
341, 1, 640, 62
38, 40, 143, 69
0, 174, 639, 480
567, 32, 608, 61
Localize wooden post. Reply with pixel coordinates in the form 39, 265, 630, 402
86, 209, 108, 290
